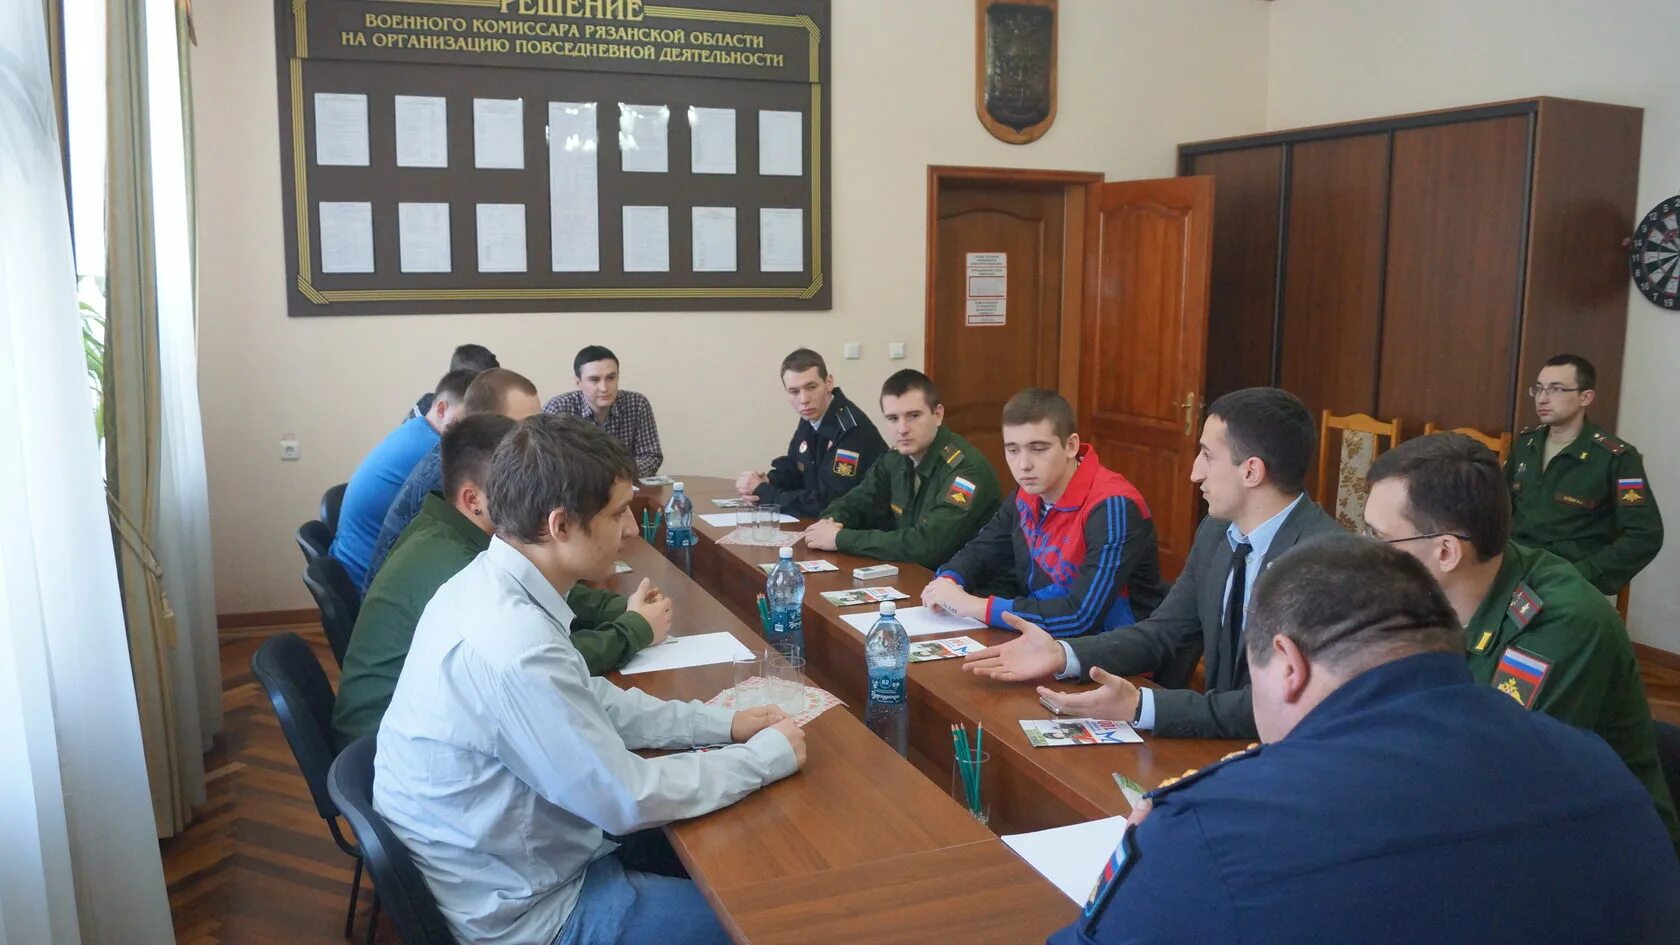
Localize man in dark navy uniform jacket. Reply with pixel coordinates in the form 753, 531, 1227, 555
736, 348, 887, 518
1049, 534, 1680, 945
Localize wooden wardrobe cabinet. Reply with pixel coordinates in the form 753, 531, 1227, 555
1179, 97, 1643, 434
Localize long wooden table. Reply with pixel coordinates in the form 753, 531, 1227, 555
638, 477, 1244, 833
602, 537, 1077, 943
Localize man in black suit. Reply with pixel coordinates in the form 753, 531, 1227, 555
964, 387, 1341, 739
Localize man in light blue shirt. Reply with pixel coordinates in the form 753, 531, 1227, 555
374, 415, 806, 945
964, 388, 1341, 739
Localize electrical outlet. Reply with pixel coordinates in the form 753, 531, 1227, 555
888, 342, 907, 360
280, 437, 301, 462
843, 342, 862, 360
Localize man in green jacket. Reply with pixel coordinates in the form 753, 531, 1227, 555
331, 413, 669, 748
1505, 353, 1663, 594
1365, 432, 1680, 851
803, 369, 1000, 570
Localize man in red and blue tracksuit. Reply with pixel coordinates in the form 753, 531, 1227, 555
924, 389, 1166, 638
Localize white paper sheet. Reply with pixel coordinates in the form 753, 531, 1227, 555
618, 103, 669, 173
474, 98, 524, 169
622, 205, 669, 272
839, 606, 985, 638
618, 632, 755, 676
689, 106, 736, 174
548, 102, 600, 272
398, 202, 451, 273
759, 208, 804, 273
699, 512, 798, 527
1002, 817, 1130, 905
475, 203, 526, 273
692, 206, 737, 272
314, 93, 369, 167
394, 95, 448, 168
318, 201, 374, 273
758, 109, 803, 176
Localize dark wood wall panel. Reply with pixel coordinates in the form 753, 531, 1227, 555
1514, 98, 1643, 431
1279, 133, 1390, 422
1189, 147, 1282, 404
1377, 116, 1532, 433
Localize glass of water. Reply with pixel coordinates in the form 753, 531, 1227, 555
766, 652, 807, 715
755, 503, 781, 542
732, 653, 765, 710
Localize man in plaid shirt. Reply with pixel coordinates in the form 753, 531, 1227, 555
543, 345, 664, 478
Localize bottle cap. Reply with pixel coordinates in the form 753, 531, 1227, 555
880, 601, 896, 615
674, 481, 685, 490
779, 546, 794, 558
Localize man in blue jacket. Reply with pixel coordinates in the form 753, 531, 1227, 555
1047, 533, 1680, 945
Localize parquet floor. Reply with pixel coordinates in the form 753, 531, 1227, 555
164, 621, 1680, 944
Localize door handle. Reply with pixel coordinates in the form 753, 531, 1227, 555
1170, 392, 1200, 437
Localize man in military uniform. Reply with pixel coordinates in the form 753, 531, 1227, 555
803, 369, 1000, 569
1050, 535, 1680, 944
1365, 433, 1679, 849
735, 348, 887, 518
1506, 353, 1663, 594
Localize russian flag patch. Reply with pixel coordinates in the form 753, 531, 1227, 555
947, 476, 977, 506
1493, 646, 1551, 709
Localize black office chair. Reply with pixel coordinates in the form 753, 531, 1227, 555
250, 632, 368, 939
303, 555, 361, 667
321, 482, 349, 537
298, 520, 332, 565
1653, 720, 1680, 809
329, 736, 456, 945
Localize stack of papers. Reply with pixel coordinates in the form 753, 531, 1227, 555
819, 587, 909, 607
700, 511, 799, 527
1002, 817, 1131, 904
618, 632, 753, 675
838, 606, 985, 638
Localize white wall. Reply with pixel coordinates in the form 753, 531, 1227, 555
1267, 0, 1680, 650
193, 0, 1273, 613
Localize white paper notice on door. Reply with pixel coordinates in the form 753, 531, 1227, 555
966, 252, 1007, 326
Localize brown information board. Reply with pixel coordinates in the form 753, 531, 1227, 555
275, 0, 831, 315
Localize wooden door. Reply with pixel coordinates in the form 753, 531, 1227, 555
1186, 147, 1283, 404
1079, 177, 1214, 578
929, 179, 1068, 475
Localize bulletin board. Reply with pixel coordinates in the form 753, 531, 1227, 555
274, 0, 831, 316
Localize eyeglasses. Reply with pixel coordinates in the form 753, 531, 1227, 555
1528, 384, 1583, 398
1361, 528, 1471, 545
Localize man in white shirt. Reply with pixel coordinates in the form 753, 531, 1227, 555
374, 414, 806, 945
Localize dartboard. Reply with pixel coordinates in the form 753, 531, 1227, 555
1630, 195, 1680, 308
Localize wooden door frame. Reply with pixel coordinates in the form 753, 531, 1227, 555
924, 165, 1104, 414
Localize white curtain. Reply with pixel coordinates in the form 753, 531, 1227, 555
0, 0, 176, 941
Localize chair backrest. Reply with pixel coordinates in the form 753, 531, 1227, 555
303, 555, 361, 667
1421, 422, 1513, 465
251, 632, 341, 822
297, 520, 332, 565
1316, 411, 1404, 532
320, 483, 349, 537
328, 737, 458, 945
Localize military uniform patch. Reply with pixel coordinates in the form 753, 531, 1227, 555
1592, 431, 1628, 455
1619, 477, 1648, 504
947, 476, 977, 507
833, 448, 860, 477
1472, 630, 1495, 654
799, 441, 808, 453
1553, 492, 1594, 509
1083, 832, 1135, 919
942, 444, 965, 466
1507, 583, 1542, 628
1493, 646, 1551, 709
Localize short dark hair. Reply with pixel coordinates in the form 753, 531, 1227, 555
434, 368, 479, 405
573, 345, 619, 378
780, 348, 828, 380
441, 413, 516, 500
463, 368, 538, 416
1543, 353, 1596, 392
1246, 533, 1461, 675
881, 369, 940, 408
450, 344, 499, 373
1001, 388, 1075, 441
1367, 433, 1510, 561
1206, 387, 1316, 495
485, 414, 636, 542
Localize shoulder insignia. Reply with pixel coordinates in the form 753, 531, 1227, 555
941, 444, 964, 465
1519, 424, 1546, 436
1591, 431, 1629, 455
1619, 477, 1650, 504
1507, 582, 1543, 628
1146, 743, 1262, 798
836, 405, 859, 433
833, 447, 860, 478
946, 475, 977, 507
1471, 629, 1495, 654
1492, 646, 1552, 709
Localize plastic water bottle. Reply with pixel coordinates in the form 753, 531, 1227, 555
865, 602, 910, 757
664, 482, 695, 549
765, 546, 805, 659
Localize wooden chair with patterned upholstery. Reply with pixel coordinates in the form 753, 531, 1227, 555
1421, 422, 1514, 465
1316, 411, 1404, 533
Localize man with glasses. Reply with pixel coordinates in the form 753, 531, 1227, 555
1506, 354, 1663, 594
1364, 433, 1679, 851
